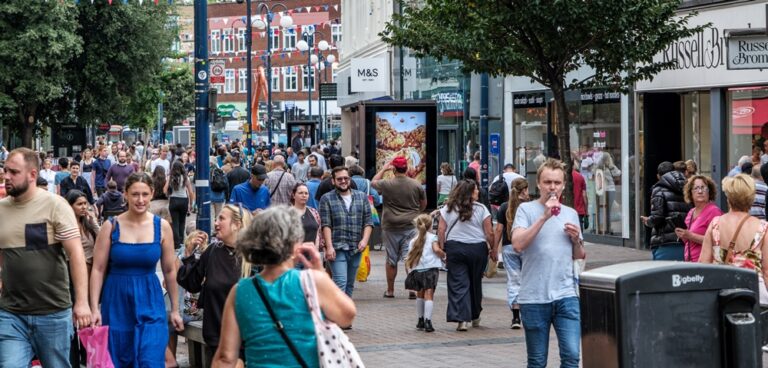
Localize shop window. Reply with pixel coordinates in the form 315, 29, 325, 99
727, 86, 768, 172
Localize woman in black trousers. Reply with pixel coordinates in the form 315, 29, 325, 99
164, 160, 195, 249
438, 179, 495, 331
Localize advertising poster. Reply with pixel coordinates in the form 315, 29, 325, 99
375, 111, 427, 185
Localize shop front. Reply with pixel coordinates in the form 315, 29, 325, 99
636, 1, 768, 248
506, 73, 632, 245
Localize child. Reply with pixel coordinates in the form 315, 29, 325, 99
404, 214, 446, 333
95, 180, 127, 221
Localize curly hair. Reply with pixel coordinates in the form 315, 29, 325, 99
506, 178, 529, 241
444, 179, 478, 222
237, 206, 304, 265
683, 175, 717, 204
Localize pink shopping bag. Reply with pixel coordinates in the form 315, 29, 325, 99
77, 326, 115, 368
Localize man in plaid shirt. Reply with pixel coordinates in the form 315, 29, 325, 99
319, 166, 373, 297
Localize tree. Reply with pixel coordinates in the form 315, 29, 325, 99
160, 64, 195, 128
381, 0, 706, 204
0, 1, 82, 147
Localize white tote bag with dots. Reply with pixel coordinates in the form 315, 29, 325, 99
300, 270, 366, 368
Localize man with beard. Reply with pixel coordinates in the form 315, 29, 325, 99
0, 148, 92, 367
319, 166, 373, 301
105, 150, 135, 192
60, 161, 95, 204
229, 164, 270, 212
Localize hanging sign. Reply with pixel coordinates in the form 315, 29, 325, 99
350, 57, 388, 93
210, 59, 226, 84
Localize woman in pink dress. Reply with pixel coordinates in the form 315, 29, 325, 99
675, 175, 722, 262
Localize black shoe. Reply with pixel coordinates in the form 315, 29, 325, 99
511, 316, 522, 330
424, 319, 435, 333
417, 317, 425, 330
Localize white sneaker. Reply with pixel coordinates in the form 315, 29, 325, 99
456, 322, 468, 331
472, 318, 481, 327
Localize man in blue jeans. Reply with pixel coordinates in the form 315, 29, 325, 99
319, 166, 373, 302
0, 148, 92, 367
511, 158, 586, 368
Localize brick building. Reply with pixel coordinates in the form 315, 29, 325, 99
207, 1, 341, 144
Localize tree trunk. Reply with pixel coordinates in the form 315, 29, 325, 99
20, 109, 34, 149
551, 85, 574, 207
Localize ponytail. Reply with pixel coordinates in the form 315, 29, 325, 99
405, 214, 433, 270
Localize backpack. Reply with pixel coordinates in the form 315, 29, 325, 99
210, 166, 228, 193
488, 177, 509, 205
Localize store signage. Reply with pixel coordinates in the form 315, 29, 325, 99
661, 28, 724, 70
513, 93, 546, 108
727, 34, 768, 70
432, 91, 464, 116
319, 83, 338, 100
581, 91, 621, 104
350, 57, 388, 93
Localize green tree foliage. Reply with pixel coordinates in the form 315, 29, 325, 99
0, 1, 82, 147
160, 63, 195, 128
381, 0, 706, 204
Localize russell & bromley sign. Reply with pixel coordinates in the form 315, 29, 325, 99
727, 33, 768, 70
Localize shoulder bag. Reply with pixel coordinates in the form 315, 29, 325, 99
300, 270, 365, 368
270, 170, 288, 198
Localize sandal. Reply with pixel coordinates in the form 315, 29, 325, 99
383, 291, 395, 298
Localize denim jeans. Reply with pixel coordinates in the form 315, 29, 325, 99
329, 249, 362, 297
520, 297, 581, 368
502, 244, 522, 308
0, 308, 74, 368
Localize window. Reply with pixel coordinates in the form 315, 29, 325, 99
271, 67, 280, 92
283, 66, 297, 91
331, 24, 342, 46
224, 69, 235, 93
223, 29, 234, 53
283, 27, 296, 50
237, 28, 246, 52
270, 27, 280, 51
302, 65, 315, 91
238, 69, 248, 93
213, 84, 223, 94
211, 30, 221, 54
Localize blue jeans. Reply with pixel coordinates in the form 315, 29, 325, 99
651, 242, 684, 261
520, 297, 581, 368
330, 249, 362, 297
502, 244, 522, 308
0, 308, 74, 368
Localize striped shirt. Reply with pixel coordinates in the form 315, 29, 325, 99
751, 181, 768, 220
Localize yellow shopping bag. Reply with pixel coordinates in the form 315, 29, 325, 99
356, 246, 371, 282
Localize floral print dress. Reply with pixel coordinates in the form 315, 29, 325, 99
710, 216, 768, 303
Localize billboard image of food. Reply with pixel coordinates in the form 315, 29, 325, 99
375, 112, 427, 185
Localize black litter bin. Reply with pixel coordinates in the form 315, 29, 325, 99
579, 261, 762, 368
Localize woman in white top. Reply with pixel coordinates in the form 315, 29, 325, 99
40, 158, 58, 193
438, 179, 494, 331
404, 214, 446, 333
436, 162, 457, 205
164, 160, 195, 249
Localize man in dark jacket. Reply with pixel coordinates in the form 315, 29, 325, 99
641, 161, 691, 260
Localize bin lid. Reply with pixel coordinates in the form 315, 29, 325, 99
579, 261, 757, 292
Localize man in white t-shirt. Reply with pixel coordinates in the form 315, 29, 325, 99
511, 158, 586, 368
150, 145, 171, 175
492, 163, 525, 191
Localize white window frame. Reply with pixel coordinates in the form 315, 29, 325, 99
270, 26, 280, 51
283, 66, 297, 92
283, 27, 296, 50
271, 67, 280, 92
238, 69, 248, 93
222, 29, 234, 53
331, 24, 342, 47
237, 28, 246, 52
213, 84, 223, 94
224, 69, 235, 94
302, 65, 315, 92
210, 30, 221, 55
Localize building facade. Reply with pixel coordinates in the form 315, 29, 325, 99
207, 1, 341, 144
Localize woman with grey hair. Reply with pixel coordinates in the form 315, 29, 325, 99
213, 206, 357, 367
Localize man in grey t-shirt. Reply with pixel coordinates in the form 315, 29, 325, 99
511, 158, 586, 368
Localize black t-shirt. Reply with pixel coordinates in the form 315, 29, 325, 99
178, 242, 241, 347
226, 166, 251, 195
497, 202, 512, 245
315, 177, 358, 202
302, 208, 320, 243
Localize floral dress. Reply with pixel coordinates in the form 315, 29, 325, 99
710, 216, 768, 303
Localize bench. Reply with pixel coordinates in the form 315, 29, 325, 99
179, 320, 210, 368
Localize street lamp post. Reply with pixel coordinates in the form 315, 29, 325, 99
297, 30, 329, 142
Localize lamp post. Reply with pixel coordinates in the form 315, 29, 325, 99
297, 29, 329, 141
251, 3, 292, 151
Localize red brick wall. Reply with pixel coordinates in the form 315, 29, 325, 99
206, 0, 341, 104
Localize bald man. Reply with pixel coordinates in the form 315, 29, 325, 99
264, 154, 297, 205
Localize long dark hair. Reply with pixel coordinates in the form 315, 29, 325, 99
444, 179, 477, 222
151, 166, 167, 200
168, 160, 187, 194
65, 190, 98, 240
506, 178, 529, 241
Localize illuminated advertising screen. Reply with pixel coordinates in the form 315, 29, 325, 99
375, 111, 427, 185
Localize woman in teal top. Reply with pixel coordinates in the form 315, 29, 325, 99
213, 206, 357, 368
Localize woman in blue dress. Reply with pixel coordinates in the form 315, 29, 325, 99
90, 172, 184, 366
